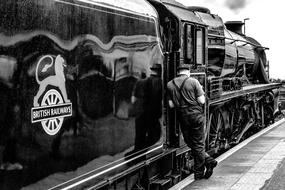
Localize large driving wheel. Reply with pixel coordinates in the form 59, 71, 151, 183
264, 105, 274, 126
41, 89, 64, 135
207, 108, 225, 151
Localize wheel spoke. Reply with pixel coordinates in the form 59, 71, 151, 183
209, 109, 225, 149
214, 113, 219, 127
50, 120, 55, 130
47, 120, 51, 130
53, 94, 57, 104
43, 120, 48, 126
217, 115, 221, 127
54, 119, 60, 128
51, 94, 55, 104
53, 94, 56, 104
47, 96, 51, 105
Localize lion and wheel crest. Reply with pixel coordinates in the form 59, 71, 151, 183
31, 55, 72, 136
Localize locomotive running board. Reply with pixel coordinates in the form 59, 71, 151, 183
49, 145, 165, 190
209, 83, 281, 105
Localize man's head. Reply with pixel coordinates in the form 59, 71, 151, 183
177, 66, 190, 77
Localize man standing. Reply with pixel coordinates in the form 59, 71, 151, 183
167, 66, 217, 180
130, 64, 162, 152
144, 64, 162, 147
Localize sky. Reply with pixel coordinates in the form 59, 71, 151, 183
176, 0, 285, 79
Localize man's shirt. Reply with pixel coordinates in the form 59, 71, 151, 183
167, 75, 204, 115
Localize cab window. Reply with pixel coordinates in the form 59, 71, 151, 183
185, 25, 194, 63
185, 25, 205, 65
196, 27, 205, 65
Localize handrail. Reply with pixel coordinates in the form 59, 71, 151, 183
208, 33, 269, 50
209, 83, 282, 105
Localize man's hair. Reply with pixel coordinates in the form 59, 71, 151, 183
177, 68, 190, 75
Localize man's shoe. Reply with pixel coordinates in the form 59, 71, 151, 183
204, 160, 218, 179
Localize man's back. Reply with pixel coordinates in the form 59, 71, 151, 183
167, 75, 204, 115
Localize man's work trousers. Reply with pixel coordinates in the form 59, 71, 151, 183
178, 112, 211, 177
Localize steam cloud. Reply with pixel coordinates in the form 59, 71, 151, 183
225, 0, 248, 12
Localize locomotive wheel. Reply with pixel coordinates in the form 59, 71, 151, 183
230, 107, 243, 136
264, 105, 274, 126
41, 89, 64, 135
207, 108, 225, 151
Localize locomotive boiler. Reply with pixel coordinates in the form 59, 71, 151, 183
0, 0, 281, 189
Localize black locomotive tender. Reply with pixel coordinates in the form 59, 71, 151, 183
0, 0, 281, 189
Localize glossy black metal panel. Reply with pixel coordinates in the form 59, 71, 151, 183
194, 9, 268, 85
221, 30, 238, 77
0, 0, 164, 189
194, 12, 225, 76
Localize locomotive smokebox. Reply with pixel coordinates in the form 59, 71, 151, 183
225, 21, 244, 35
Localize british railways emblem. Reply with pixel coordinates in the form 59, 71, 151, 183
31, 55, 72, 136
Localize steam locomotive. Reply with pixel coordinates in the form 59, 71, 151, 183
0, 0, 281, 189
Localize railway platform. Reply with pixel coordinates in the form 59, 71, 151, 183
170, 118, 285, 190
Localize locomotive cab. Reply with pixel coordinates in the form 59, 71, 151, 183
148, 0, 208, 148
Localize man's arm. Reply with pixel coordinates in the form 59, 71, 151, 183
168, 99, 175, 108
167, 81, 175, 109
131, 95, 137, 104
195, 79, 205, 105
197, 95, 205, 105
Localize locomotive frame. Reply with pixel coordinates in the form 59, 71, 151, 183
0, 0, 281, 189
